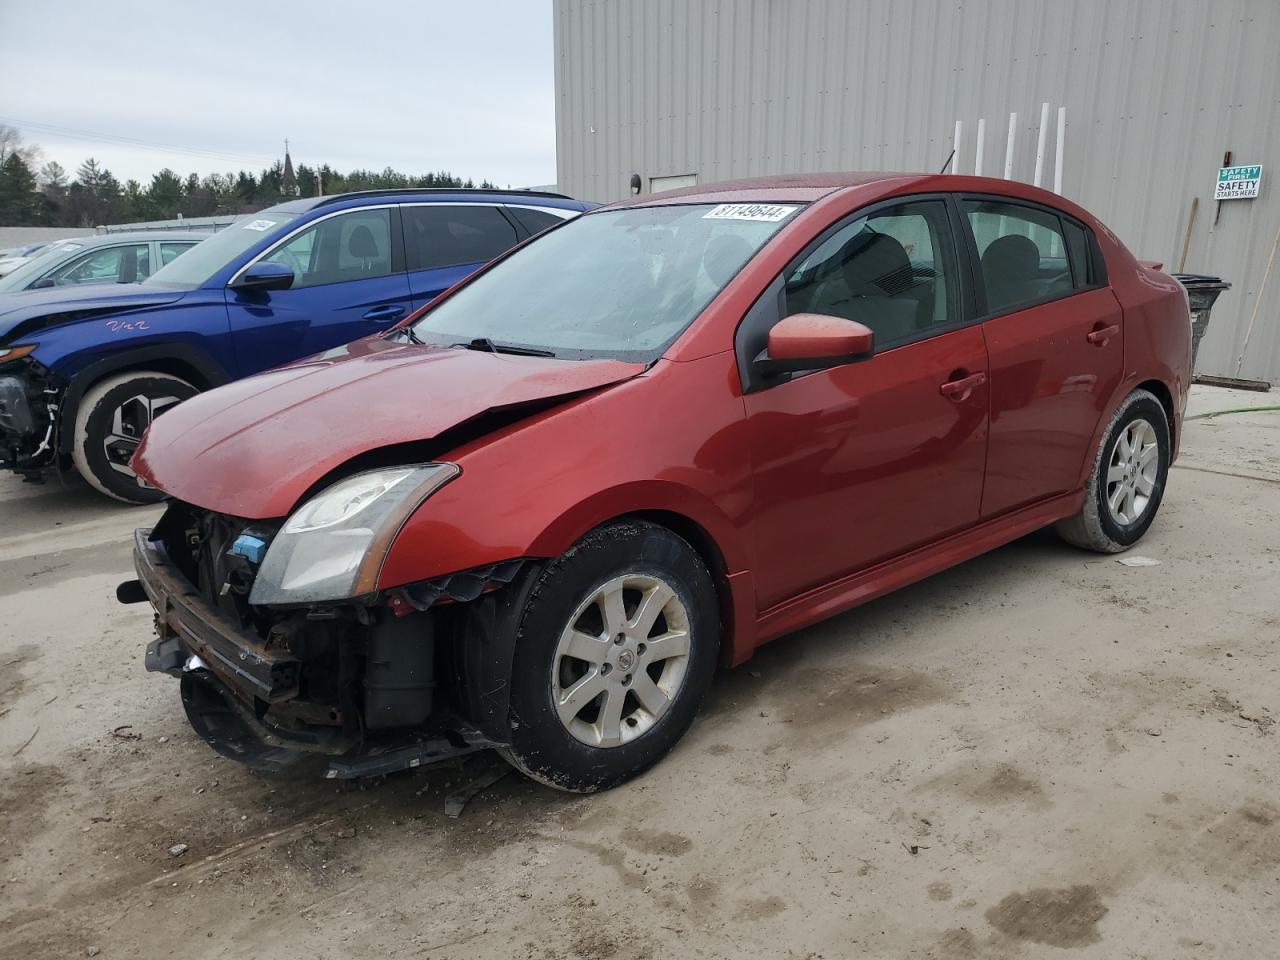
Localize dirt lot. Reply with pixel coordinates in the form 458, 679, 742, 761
1, 385, 1277, 960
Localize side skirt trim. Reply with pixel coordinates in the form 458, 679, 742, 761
750, 490, 1083, 650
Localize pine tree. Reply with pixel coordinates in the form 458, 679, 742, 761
147, 168, 184, 219
0, 153, 40, 225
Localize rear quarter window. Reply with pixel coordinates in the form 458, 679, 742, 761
507, 206, 569, 236
1062, 219, 1098, 288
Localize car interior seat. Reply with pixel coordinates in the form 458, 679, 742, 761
980, 234, 1042, 311
828, 231, 923, 343
347, 225, 382, 274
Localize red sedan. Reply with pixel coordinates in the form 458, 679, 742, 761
122, 173, 1190, 792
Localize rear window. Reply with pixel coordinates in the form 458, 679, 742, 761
963, 199, 1073, 314
402, 204, 518, 271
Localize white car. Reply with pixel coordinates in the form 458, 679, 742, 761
0, 240, 65, 277
0, 232, 209, 293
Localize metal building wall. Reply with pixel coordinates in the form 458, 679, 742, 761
553, 0, 1280, 382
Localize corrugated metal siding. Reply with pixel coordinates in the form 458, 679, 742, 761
554, 0, 1280, 381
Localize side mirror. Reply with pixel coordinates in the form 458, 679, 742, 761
31, 278, 55, 289
229, 261, 295, 293
754, 313, 874, 377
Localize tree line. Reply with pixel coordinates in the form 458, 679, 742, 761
0, 126, 499, 228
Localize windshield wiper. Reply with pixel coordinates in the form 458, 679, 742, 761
454, 337, 555, 358
398, 326, 424, 345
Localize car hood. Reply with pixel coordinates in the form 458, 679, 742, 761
133, 337, 647, 518
0, 283, 189, 343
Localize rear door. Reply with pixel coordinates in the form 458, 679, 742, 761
225, 206, 413, 375
742, 197, 990, 610
400, 203, 521, 309
960, 196, 1123, 516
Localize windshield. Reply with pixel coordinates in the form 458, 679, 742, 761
409, 203, 801, 361
145, 214, 297, 287
0, 239, 89, 292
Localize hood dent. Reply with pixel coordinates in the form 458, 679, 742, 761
133, 338, 645, 519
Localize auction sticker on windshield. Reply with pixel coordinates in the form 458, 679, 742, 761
703, 203, 799, 222
243, 219, 278, 231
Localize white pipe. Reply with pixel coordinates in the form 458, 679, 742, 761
1003, 112, 1017, 179
975, 118, 986, 176
1033, 101, 1050, 187
1053, 106, 1066, 194
952, 120, 963, 174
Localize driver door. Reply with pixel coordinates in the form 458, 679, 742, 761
226, 207, 412, 376
742, 198, 990, 610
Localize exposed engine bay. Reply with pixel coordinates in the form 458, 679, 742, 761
123, 500, 534, 778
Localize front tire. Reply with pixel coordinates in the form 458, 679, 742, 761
1056, 388, 1170, 553
72, 371, 198, 504
500, 520, 719, 793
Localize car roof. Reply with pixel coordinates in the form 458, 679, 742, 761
266, 188, 592, 216
603, 172, 931, 208
65, 231, 212, 246
600, 172, 1092, 212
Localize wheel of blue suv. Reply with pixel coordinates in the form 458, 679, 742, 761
1056, 388, 1170, 553
72, 370, 198, 504
499, 520, 720, 793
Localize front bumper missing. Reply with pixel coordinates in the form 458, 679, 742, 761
129, 528, 499, 779
0, 371, 59, 473
133, 528, 300, 702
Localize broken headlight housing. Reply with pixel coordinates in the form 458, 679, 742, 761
248, 463, 459, 606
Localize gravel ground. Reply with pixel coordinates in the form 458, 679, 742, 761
1, 385, 1277, 960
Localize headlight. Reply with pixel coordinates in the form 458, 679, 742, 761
248, 463, 459, 605
0, 344, 38, 363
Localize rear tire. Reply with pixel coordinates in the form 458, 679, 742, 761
72, 371, 197, 504
1056, 388, 1170, 553
499, 520, 719, 793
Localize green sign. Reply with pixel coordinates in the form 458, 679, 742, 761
1215, 164, 1262, 200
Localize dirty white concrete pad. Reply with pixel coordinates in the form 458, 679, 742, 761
1, 386, 1277, 959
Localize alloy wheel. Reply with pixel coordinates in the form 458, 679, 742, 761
103, 392, 183, 480
1105, 417, 1159, 525
551, 573, 691, 748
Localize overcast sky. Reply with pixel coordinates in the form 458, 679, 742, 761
0, 0, 557, 187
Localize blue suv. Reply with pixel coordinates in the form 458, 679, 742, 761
0, 189, 593, 502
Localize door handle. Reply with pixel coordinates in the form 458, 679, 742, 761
363, 305, 406, 322
1086, 323, 1120, 345
939, 370, 987, 400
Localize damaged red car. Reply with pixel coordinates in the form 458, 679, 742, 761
120, 173, 1191, 792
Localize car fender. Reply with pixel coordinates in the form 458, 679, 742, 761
525, 478, 749, 574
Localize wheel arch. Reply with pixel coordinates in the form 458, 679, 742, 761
1134, 377, 1176, 452
1075, 373, 1179, 489
56, 345, 229, 455
525, 482, 755, 667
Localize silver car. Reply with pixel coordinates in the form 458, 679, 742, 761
0, 232, 211, 293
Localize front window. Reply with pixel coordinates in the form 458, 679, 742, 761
409, 203, 800, 362
263, 208, 393, 287
784, 200, 959, 349
146, 213, 299, 287
47, 244, 150, 285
